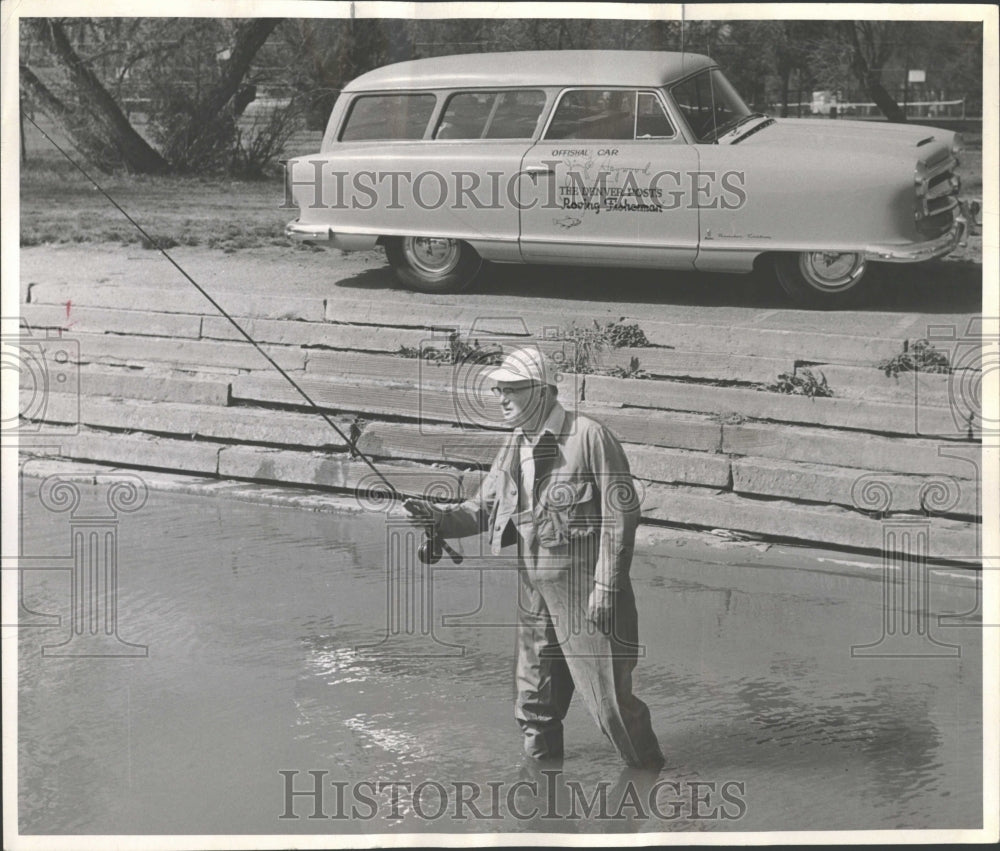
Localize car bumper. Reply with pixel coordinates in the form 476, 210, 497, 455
864, 217, 967, 263
285, 222, 333, 242
284, 222, 378, 251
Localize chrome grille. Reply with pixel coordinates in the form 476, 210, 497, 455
915, 154, 960, 239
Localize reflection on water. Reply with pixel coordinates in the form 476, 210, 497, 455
17, 483, 982, 834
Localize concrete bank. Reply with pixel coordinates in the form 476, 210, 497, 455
17, 245, 983, 563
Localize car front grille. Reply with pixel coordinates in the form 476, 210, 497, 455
914, 152, 960, 239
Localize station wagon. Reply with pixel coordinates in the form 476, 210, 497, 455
284, 50, 966, 306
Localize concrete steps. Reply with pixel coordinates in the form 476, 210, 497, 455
16, 273, 983, 560
21, 433, 978, 561
37, 394, 352, 450
641, 483, 977, 562
585, 375, 976, 439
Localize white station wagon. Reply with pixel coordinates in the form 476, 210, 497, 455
285, 50, 966, 305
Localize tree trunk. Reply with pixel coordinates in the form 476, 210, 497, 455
865, 75, 907, 123
187, 18, 280, 130
778, 65, 792, 117
20, 64, 111, 171
32, 19, 171, 173
845, 21, 906, 123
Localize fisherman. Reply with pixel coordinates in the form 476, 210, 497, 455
404, 346, 664, 769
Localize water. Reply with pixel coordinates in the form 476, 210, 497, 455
17, 482, 982, 835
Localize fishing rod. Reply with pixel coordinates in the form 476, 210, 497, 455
21, 111, 461, 566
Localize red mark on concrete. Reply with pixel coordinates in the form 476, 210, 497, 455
62, 299, 77, 332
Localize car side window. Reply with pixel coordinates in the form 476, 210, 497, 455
340, 93, 437, 141
435, 90, 546, 139
636, 92, 674, 138
545, 90, 673, 140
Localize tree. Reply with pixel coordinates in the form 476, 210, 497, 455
843, 21, 906, 122
152, 18, 280, 170
22, 19, 170, 173
20, 17, 281, 173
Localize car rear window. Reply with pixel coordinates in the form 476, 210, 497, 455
340, 93, 437, 141
435, 90, 546, 139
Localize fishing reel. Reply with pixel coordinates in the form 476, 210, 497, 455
417, 524, 463, 565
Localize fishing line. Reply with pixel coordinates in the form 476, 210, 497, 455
21, 110, 402, 496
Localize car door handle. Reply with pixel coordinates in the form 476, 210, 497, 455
524, 165, 555, 176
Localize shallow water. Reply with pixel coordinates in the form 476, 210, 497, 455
17, 482, 982, 835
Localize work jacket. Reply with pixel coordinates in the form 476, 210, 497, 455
436, 404, 640, 589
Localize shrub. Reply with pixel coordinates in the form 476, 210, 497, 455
878, 339, 950, 378
762, 368, 833, 398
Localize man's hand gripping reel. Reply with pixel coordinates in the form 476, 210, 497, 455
417, 523, 463, 565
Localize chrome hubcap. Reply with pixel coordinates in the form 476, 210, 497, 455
403, 237, 461, 277
799, 252, 866, 292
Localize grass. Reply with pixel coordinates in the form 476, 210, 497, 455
548, 319, 651, 375
398, 330, 505, 365
20, 160, 294, 251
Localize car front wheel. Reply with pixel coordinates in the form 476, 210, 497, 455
774, 251, 871, 307
385, 236, 482, 294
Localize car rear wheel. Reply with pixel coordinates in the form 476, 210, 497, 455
774, 251, 871, 307
385, 236, 482, 293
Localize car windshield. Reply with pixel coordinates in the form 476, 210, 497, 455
669, 68, 751, 143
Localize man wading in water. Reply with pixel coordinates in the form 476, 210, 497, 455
404, 346, 664, 769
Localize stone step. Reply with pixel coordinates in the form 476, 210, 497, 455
722, 421, 979, 480
354, 421, 732, 487
305, 350, 461, 383
322, 300, 902, 364
45, 429, 222, 475
641, 483, 978, 562
200, 316, 431, 354
28, 281, 325, 322
231, 373, 729, 447
323, 298, 539, 334
586, 375, 975, 439
74, 366, 232, 406
33, 394, 351, 450
230, 373, 508, 428
356, 422, 504, 466
578, 407, 722, 452
603, 348, 791, 384
21, 431, 980, 563
217, 445, 475, 501
21, 302, 203, 339
637, 320, 902, 363
731, 456, 979, 518
622, 444, 731, 488
59, 331, 307, 372
807, 363, 959, 408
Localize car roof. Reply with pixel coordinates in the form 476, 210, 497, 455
343, 50, 716, 92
